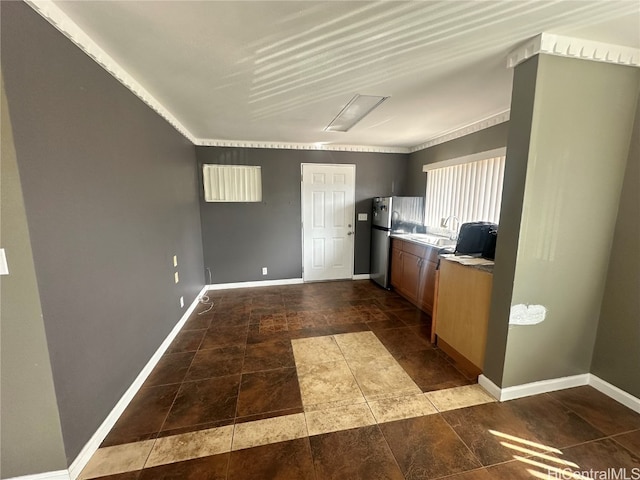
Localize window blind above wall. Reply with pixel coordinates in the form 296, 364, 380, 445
203, 165, 262, 202
424, 154, 506, 228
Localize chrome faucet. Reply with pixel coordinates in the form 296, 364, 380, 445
442, 215, 461, 240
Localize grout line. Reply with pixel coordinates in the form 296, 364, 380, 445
542, 426, 640, 454
422, 393, 440, 413
139, 308, 215, 471
140, 437, 157, 471
607, 428, 640, 457
546, 391, 630, 442
439, 410, 486, 470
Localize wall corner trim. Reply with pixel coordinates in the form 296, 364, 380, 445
24, 0, 197, 144
4, 470, 70, 480
507, 33, 640, 69
477, 375, 502, 401
66, 286, 208, 480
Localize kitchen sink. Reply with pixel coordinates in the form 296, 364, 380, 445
405, 234, 456, 248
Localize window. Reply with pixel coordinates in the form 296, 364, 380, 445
203, 165, 262, 202
423, 148, 506, 228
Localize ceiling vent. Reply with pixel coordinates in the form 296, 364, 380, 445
324, 94, 389, 132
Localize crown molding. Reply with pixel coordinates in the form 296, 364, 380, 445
409, 110, 510, 153
507, 33, 640, 69
196, 138, 410, 154
25, 0, 198, 144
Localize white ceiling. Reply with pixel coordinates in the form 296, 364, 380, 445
50, 1, 640, 150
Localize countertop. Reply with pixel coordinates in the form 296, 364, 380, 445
390, 232, 457, 250
439, 254, 494, 274
391, 233, 495, 273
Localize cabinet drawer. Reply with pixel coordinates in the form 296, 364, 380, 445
391, 238, 403, 251
402, 241, 440, 263
402, 241, 427, 258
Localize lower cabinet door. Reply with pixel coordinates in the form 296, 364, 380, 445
401, 253, 421, 302
390, 247, 403, 289
418, 260, 437, 314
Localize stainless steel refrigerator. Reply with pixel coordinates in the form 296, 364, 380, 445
370, 196, 424, 288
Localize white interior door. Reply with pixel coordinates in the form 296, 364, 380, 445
302, 164, 356, 282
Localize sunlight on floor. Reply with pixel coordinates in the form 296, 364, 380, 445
489, 429, 590, 480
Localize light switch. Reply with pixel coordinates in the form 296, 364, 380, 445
358, 213, 368, 221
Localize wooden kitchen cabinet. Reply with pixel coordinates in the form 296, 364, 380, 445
419, 259, 437, 313
434, 259, 493, 373
390, 238, 438, 315
400, 252, 422, 301
391, 245, 403, 290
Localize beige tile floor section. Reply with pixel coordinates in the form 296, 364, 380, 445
426, 383, 497, 412
79, 440, 155, 479
146, 425, 233, 467
79, 332, 495, 479
231, 413, 308, 451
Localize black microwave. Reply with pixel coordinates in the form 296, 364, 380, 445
455, 222, 498, 259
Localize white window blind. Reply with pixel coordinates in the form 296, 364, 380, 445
424, 155, 506, 228
203, 165, 262, 202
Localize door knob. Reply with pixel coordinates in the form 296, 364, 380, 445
348, 231, 355, 236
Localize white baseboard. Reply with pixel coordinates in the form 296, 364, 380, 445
478, 373, 640, 414
205, 278, 303, 290
478, 373, 590, 402
477, 375, 502, 400
590, 374, 640, 414
352, 274, 371, 280
67, 286, 207, 480
205, 277, 372, 290
5, 470, 70, 480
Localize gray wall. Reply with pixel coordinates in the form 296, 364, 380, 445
485, 54, 640, 388
1, 77, 68, 478
591, 94, 640, 397
196, 147, 408, 283
1, 2, 204, 466
405, 122, 510, 197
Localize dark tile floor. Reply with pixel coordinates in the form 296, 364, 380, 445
87, 280, 640, 480
101, 281, 471, 448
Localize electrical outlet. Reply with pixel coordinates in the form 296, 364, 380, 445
174, 272, 179, 283
173, 255, 178, 267
262, 267, 268, 275
180, 296, 184, 308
